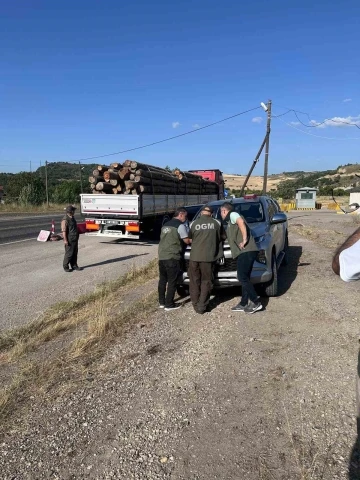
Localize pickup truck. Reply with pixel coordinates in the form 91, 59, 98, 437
178, 194, 288, 297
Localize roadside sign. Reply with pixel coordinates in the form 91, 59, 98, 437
37, 230, 51, 242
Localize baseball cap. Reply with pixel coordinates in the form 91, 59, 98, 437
202, 205, 213, 214
65, 205, 77, 213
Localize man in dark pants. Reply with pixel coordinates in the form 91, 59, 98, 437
220, 202, 261, 313
61, 205, 81, 272
158, 208, 190, 311
188, 206, 222, 314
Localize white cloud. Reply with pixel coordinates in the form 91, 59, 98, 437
251, 116, 263, 124
343, 98, 352, 103
192, 124, 200, 129
309, 115, 360, 128
172, 121, 181, 129
290, 121, 301, 126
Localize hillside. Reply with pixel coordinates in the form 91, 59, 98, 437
1, 162, 359, 199
225, 163, 360, 197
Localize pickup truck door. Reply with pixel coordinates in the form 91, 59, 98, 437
266, 199, 284, 254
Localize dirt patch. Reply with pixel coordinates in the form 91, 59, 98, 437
1, 212, 359, 479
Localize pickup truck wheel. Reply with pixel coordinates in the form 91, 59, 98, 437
264, 253, 279, 297
176, 285, 189, 297
281, 234, 289, 267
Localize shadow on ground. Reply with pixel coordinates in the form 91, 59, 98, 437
205, 245, 304, 310
278, 245, 304, 296
83, 253, 148, 269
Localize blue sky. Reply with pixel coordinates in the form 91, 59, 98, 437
1, 0, 360, 175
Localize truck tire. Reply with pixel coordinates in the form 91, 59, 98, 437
264, 253, 279, 297
281, 233, 289, 267
176, 285, 189, 297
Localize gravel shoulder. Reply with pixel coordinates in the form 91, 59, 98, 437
1, 211, 359, 479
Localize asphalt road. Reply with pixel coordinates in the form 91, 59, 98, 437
0, 213, 84, 245
0, 231, 157, 331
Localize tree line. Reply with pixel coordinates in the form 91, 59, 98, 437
0, 162, 98, 205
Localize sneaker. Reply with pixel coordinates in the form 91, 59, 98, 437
244, 301, 263, 314
231, 303, 247, 312
164, 303, 182, 312
72, 266, 83, 271
159, 305, 165, 309
64, 267, 72, 273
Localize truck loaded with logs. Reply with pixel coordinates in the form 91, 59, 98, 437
81, 161, 224, 240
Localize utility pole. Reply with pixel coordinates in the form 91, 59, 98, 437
30, 160, 32, 173
240, 135, 268, 197
79, 161, 83, 193
45, 161, 49, 207
262, 99, 272, 194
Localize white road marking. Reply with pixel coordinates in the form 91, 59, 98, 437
0, 237, 38, 246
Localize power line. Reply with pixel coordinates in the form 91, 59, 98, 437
66, 106, 261, 163
275, 115, 360, 140
272, 107, 360, 129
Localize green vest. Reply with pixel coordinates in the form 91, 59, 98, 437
226, 216, 258, 259
158, 218, 183, 261
190, 215, 223, 262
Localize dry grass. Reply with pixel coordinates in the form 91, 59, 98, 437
281, 382, 335, 480
0, 259, 158, 355
0, 259, 159, 428
289, 225, 345, 250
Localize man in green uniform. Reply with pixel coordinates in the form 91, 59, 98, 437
158, 208, 190, 311
61, 205, 81, 272
188, 205, 223, 314
220, 202, 262, 313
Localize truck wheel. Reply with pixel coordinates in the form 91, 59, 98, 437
176, 285, 189, 297
264, 253, 278, 297
281, 233, 289, 267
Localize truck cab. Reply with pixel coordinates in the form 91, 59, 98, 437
188, 169, 225, 199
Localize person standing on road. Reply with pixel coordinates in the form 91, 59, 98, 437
158, 208, 191, 311
188, 206, 223, 314
220, 202, 262, 313
61, 205, 81, 273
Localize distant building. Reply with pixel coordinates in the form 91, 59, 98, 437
295, 187, 317, 209
349, 187, 360, 208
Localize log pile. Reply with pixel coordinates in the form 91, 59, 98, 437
88, 161, 219, 195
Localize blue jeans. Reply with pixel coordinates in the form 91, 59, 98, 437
236, 251, 259, 305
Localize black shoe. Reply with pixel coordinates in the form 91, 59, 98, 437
231, 303, 247, 312
164, 303, 182, 312
244, 301, 263, 314
194, 308, 205, 314
72, 266, 82, 271
64, 267, 72, 273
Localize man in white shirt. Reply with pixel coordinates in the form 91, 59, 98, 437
333, 226, 360, 478
332, 226, 360, 281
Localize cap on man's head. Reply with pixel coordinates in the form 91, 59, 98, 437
202, 205, 213, 214
65, 205, 76, 213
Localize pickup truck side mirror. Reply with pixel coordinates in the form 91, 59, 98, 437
270, 212, 287, 225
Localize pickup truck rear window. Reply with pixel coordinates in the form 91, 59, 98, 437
213, 202, 265, 224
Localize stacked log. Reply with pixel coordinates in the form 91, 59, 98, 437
88, 161, 219, 196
